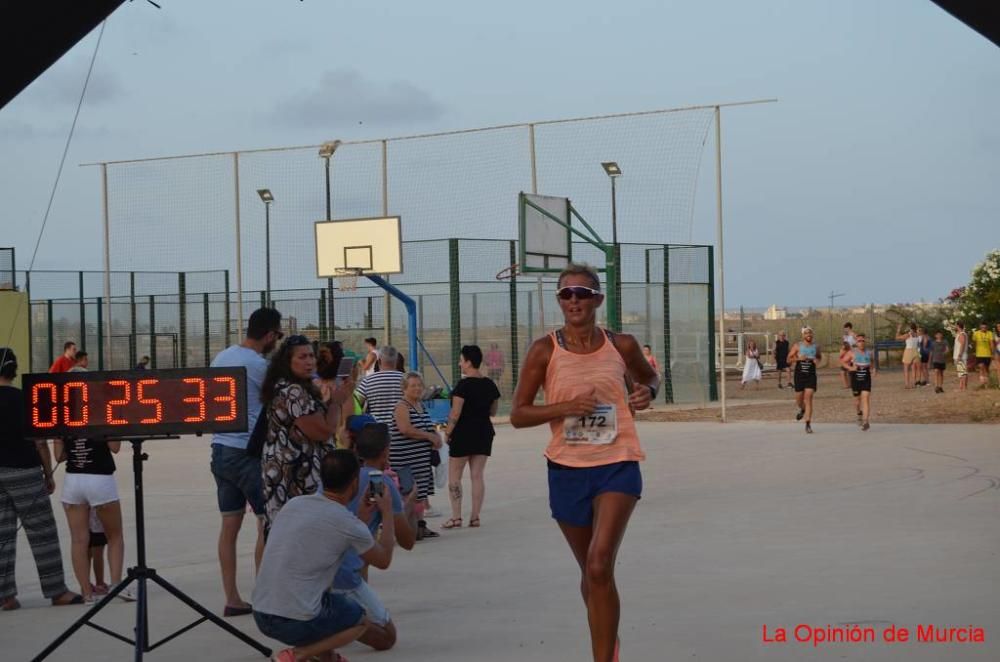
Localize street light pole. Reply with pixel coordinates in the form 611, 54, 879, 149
264, 200, 272, 307
610, 174, 618, 246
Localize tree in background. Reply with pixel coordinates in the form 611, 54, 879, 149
949, 249, 1000, 326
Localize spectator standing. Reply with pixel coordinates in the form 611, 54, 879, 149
315, 341, 354, 448
641, 344, 659, 373
252, 450, 397, 662
929, 332, 949, 394
953, 321, 969, 391
484, 343, 504, 385
390, 372, 441, 539
896, 323, 920, 389
209, 307, 283, 616
839, 341, 852, 389
261, 335, 352, 530
49, 341, 76, 373
0, 347, 81, 610
360, 338, 379, 376
741, 339, 762, 389
971, 322, 995, 390
994, 322, 1000, 387
917, 327, 932, 387
774, 331, 790, 389
842, 322, 857, 348
442, 346, 500, 529
355, 346, 404, 425
134, 355, 150, 370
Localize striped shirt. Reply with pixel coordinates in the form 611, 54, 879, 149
388, 399, 436, 499
355, 371, 404, 424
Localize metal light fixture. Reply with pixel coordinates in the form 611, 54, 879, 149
257, 189, 274, 306
318, 140, 342, 159
601, 161, 622, 177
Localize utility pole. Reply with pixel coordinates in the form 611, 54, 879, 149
828, 290, 845, 350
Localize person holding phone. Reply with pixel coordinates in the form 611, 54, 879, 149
510, 264, 658, 662
315, 342, 355, 448
331, 424, 415, 651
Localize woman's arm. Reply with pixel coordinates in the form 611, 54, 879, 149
510, 337, 597, 428
444, 396, 465, 438
51, 439, 65, 464
489, 398, 499, 417
289, 381, 353, 443
394, 402, 438, 443
36, 441, 55, 494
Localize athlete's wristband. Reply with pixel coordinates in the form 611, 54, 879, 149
644, 383, 658, 400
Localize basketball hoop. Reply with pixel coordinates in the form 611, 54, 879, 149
334, 268, 362, 292
495, 263, 520, 281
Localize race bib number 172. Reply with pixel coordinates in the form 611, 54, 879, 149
564, 404, 618, 445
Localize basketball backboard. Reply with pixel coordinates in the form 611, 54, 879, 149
518, 193, 571, 273
315, 216, 403, 277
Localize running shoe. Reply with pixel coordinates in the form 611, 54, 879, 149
423, 506, 442, 518
795, 409, 805, 421
862, 421, 870, 431
119, 586, 137, 602
805, 422, 813, 434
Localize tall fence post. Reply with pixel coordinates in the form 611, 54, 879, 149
96, 296, 103, 370
129, 272, 137, 368
179, 272, 187, 368
319, 289, 328, 340
224, 270, 231, 346
508, 240, 519, 389
233, 152, 244, 338
46, 299, 54, 368
149, 295, 156, 368
25, 271, 32, 371
203, 292, 211, 365
526, 290, 534, 343
707, 246, 718, 402
471, 293, 478, 345
78, 271, 86, 353
662, 246, 674, 403
449, 239, 461, 386
418, 294, 425, 373
643, 250, 652, 349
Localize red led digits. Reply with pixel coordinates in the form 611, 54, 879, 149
137, 379, 163, 424
32, 382, 58, 428
107, 380, 131, 425
63, 382, 89, 427
212, 377, 237, 422
182, 378, 206, 422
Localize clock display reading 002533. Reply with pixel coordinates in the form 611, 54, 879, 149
21, 368, 248, 439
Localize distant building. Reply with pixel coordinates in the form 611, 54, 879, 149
764, 304, 787, 320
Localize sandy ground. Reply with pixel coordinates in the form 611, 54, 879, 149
642, 368, 1000, 425
4, 422, 999, 661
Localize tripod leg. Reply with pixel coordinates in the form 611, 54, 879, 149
135, 575, 147, 660
32, 576, 137, 662
148, 573, 271, 657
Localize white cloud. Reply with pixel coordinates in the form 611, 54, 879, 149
272, 68, 446, 128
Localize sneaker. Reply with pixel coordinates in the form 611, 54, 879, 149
423, 507, 442, 518
795, 409, 805, 421
119, 586, 137, 602
862, 421, 870, 431
805, 422, 813, 434
84, 594, 98, 605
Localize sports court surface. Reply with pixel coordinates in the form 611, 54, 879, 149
6, 422, 998, 661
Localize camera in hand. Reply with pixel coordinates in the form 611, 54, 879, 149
367, 470, 384, 498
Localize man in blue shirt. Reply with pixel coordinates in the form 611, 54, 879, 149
332, 423, 415, 650
209, 307, 283, 617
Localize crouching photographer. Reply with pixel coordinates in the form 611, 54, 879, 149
252, 449, 396, 662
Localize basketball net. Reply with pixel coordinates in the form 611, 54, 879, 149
335, 268, 361, 292
495, 263, 520, 281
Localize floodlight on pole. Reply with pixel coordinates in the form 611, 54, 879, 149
318, 140, 342, 341
257, 189, 274, 307
601, 162, 621, 245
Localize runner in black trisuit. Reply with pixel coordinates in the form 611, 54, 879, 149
786, 327, 821, 433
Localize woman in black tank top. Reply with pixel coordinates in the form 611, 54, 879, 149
53, 437, 129, 603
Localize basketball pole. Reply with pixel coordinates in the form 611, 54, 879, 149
528, 124, 545, 335
715, 106, 727, 423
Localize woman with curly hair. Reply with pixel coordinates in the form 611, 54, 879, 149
260, 336, 352, 531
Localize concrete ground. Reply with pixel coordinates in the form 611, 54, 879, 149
4, 422, 999, 661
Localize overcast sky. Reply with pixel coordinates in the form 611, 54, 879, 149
1, 0, 997, 308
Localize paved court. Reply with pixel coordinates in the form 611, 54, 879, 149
5, 422, 999, 661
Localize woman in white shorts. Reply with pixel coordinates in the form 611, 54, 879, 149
54, 438, 132, 603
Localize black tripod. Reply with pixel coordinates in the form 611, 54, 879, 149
33, 439, 271, 660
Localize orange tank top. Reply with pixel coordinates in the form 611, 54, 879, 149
543, 329, 644, 468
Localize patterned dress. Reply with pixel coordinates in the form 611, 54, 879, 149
389, 400, 437, 500
261, 379, 333, 528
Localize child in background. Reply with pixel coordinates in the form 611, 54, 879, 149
929, 332, 950, 394
89, 508, 109, 595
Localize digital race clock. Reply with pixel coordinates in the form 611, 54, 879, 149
21, 368, 248, 439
